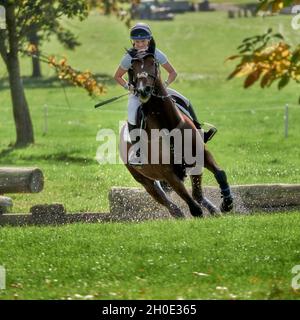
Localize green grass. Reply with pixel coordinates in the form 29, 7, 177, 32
0, 212, 299, 300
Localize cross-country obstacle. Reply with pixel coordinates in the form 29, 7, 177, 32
0, 167, 44, 214
109, 184, 300, 216
1, 183, 299, 226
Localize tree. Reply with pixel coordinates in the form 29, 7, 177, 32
227, 0, 300, 103
0, 0, 88, 147
26, 13, 81, 78
26, 0, 132, 78
0, 0, 133, 147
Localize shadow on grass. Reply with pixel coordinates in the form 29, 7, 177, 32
0, 146, 15, 159
0, 73, 115, 90
0, 149, 95, 165
30, 152, 95, 164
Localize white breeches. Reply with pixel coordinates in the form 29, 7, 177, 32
127, 88, 190, 125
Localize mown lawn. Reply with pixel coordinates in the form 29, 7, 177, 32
0, 212, 300, 300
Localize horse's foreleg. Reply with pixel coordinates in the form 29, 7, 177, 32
190, 174, 219, 215
165, 173, 203, 217
204, 147, 233, 212
126, 166, 184, 219
144, 180, 185, 219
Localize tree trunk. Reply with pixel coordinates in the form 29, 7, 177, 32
28, 27, 42, 78
31, 49, 42, 78
6, 4, 34, 147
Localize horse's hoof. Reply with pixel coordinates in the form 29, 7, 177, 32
189, 203, 203, 218
169, 204, 185, 219
220, 196, 233, 213
201, 197, 220, 216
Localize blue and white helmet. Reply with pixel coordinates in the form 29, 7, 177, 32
130, 23, 152, 40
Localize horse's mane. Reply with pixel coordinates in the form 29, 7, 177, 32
125, 38, 156, 59
126, 48, 155, 61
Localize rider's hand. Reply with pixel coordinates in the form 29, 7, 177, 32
124, 82, 135, 94
128, 84, 135, 94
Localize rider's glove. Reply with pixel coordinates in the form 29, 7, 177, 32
124, 82, 135, 94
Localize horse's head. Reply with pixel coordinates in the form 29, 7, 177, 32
131, 51, 159, 103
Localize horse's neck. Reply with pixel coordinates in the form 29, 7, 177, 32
149, 81, 183, 130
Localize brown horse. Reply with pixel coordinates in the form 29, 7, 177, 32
119, 50, 233, 218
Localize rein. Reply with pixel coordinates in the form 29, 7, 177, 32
151, 91, 171, 100
132, 57, 171, 101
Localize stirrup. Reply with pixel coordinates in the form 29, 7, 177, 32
204, 127, 217, 143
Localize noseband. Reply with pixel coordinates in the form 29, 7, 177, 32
132, 56, 170, 100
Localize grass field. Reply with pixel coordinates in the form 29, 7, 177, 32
0, 212, 300, 300
0, 9, 300, 300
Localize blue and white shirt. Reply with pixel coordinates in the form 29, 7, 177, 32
120, 48, 168, 70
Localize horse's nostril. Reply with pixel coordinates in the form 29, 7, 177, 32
145, 86, 151, 93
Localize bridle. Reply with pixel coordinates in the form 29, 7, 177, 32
132, 55, 171, 100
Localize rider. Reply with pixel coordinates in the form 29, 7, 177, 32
114, 22, 216, 165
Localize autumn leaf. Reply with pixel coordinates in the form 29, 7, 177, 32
27, 43, 37, 54
244, 69, 261, 88
260, 70, 273, 88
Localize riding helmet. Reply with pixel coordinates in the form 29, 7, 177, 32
130, 23, 152, 40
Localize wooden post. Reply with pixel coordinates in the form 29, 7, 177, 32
0, 167, 44, 193
285, 104, 289, 138
228, 10, 235, 19
43, 104, 48, 136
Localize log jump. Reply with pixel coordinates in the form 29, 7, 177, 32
0, 183, 299, 226
109, 184, 300, 216
0, 167, 44, 213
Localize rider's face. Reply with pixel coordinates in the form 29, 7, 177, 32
133, 39, 150, 50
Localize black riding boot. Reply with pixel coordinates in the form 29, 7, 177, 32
188, 103, 217, 143
127, 122, 141, 165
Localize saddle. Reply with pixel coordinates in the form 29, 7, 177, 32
135, 94, 194, 129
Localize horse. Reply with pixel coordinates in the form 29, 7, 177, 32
119, 50, 233, 218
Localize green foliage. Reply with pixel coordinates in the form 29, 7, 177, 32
228, 28, 300, 99
0, 0, 88, 53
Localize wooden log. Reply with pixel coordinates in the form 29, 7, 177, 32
0, 167, 44, 193
0, 196, 13, 214
109, 184, 300, 215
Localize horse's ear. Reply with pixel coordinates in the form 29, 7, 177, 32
147, 45, 155, 55
126, 48, 138, 58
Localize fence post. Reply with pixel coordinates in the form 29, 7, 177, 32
43, 104, 48, 135
284, 104, 289, 138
